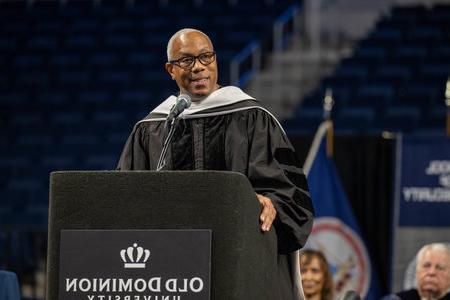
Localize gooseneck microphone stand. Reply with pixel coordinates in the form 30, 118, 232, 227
156, 117, 177, 171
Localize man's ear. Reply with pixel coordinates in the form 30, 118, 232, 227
165, 63, 175, 80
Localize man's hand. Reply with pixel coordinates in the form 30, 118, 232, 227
256, 194, 277, 232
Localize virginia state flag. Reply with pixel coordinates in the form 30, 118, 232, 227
303, 121, 380, 300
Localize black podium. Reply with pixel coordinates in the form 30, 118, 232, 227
47, 171, 279, 300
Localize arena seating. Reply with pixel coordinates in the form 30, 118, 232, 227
0, 0, 297, 230
285, 4, 450, 134
0, 4, 298, 294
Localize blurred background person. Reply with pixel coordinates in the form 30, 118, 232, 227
385, 243, 450, 300
300, 249, 334, 300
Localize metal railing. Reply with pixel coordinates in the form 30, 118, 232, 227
229, 4, 301, 87
273, 4, 302, 53
230, 41, 261, 87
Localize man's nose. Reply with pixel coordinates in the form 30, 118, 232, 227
191, 58, 205, 72
427, 266, 439, 275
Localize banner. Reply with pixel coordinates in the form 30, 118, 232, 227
303, 121, 380, 300
391, 135, 450, 292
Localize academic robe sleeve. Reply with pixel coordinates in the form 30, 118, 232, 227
247, 109, 314, 253
116, 123, 150, 170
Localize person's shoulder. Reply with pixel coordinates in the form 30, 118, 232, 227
393, 289, 450, 300
130, 113, 165, 134
395, 289, 420, 299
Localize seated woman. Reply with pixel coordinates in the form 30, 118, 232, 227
300, 249, 334, 300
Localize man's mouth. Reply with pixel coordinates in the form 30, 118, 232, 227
191, 77, 209, 85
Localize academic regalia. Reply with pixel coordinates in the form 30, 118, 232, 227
117, 86, 314, 299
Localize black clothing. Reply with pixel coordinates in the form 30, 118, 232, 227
396, 289, 450, 300
117, 90, 314, 299
118, 99, 313, 253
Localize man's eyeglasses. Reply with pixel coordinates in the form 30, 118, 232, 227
169, 51, 216, 70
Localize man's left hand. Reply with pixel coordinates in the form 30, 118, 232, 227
256, 194, 277, 232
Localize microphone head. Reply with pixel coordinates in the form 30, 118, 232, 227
166, 94, 192, 124
341, 290, 361, 300
177, 94, 192, 109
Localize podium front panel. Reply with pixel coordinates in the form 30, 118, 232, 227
47, 171, 278, 300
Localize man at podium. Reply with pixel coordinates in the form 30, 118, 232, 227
117, 28, 314, 299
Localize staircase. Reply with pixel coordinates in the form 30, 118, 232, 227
245, 0, 448, 122
246, 35, 351, 120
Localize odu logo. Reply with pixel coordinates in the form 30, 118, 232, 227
120, 243, 150, 269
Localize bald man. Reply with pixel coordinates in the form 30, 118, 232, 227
117, 28, 314, 299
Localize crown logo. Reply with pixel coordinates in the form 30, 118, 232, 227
120, 243, 151, 269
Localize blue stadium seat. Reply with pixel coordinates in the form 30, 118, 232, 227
104, 34, 138, 48
334, 64, 369, 81
421, 63, 450, 78
432, 45, 450, 58
27, 36, 59, 50
107, 131, 130, 145
8, 112, 44, 128
117, 89, 152, 103
355, 83, 394, 107
16, 133, 53, 148
87, 52, 119, 67
353, 46, 386, 61
68, 19, 100, 32
409, 26, 442, 42
370, 27, 402, 43
335, 107, 376, 132
34, 19, 65, 33
100, 69, 133, 84
51, 111, 85, 126
285, 107, 324, 133
37, 92, 71, 105
7, 178, 44, 192
50, 53, 83, 67
58, 70, 92, 85
0, 153, 32, 168
65, 34, 99, 49
84, 154, 118, 169
393, 44, 427, 59
105, 18, 136, 32
376, 65, 411, 82
16, 72, 50, 86
127, 52, 159, 66
11, 54, 45, 68
61, 133, 98, 146
41, 154, 76, 170
78, 90, 112, 103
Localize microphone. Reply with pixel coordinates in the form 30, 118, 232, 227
167, 94, 191, 124
157, 94, 191, 171
341, 290, 361, 300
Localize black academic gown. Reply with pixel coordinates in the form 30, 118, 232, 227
117, 96, 314, 299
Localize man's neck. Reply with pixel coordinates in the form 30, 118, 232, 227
180, 85, 220, 102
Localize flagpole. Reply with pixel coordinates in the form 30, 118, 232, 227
323, 88, 334, 157
445, 78, 450, 137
